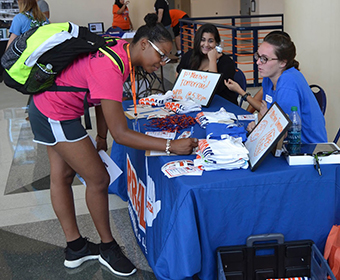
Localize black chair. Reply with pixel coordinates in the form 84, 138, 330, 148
105, 26, 124, 37
310, 84, 326, 115
233, 68, 247, 107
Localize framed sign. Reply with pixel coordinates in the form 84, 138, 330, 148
172, 69, 222, 107
245, 102, 291, 171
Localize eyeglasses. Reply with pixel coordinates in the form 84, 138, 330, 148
148, 40, 171, 64
254, 52, 279, 64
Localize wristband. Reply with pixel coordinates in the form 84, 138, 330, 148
241, 92, 251, 102
97, 134, 107, 140
165, 139, 171, 156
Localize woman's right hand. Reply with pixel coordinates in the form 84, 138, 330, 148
207, 47, 222, 62
224, 79, 243, 95
171, 138, 198, 155
247, 121, 256, 132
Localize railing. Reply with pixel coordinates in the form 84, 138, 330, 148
179, 14, 284, 87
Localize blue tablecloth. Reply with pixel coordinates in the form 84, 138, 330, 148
109, 95, 340, 280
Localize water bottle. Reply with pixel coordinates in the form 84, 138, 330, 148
287, 106, 301, 155
45, 63, 53, 73
27, 63, 55, 93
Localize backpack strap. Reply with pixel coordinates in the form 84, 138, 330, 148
98, 46, 124, 74
23, 12, 48, 28
46, 46, 125, 130
48, 84, 92, 130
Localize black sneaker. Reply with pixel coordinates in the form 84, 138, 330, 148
99, 243, 137, 277
175, 52, 182, 58
64, 238, 100, 268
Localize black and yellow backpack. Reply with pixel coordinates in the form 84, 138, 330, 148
1, 22, 125, 129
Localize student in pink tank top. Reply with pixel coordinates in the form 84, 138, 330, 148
28, 13, 198, 277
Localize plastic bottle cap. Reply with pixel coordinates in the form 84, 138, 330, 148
46, 64, 53, 70
291, 106, 297, 111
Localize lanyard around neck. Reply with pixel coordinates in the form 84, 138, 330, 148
127, 44, 137, 118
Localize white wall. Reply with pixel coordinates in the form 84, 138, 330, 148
48, 0, 155, 31
190, 0, 239, 17
255, 0, 284, 15
284, 0, 340, 141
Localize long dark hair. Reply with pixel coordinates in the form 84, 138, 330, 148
132, 13, 172, 44
264, 31, 299, 71
115, 0, 124, 9
190, 23, 221, 70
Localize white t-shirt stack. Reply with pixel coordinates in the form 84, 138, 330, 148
194, 135, 249, 171
195, 107, 236, 129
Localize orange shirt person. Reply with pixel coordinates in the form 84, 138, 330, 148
170, 9, 187, 28
112, 0, 133, 31
169, 9, 189, 57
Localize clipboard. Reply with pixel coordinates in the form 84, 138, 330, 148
172, 69, 223, 107
245, 102, 291, 171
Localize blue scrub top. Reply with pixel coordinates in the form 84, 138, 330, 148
262, 67, 327, 143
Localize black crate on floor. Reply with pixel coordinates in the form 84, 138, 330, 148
216, 233, 335, 280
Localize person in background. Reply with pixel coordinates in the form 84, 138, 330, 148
6, 0, 49, 49
112, 0, 133, 31
154, 0, 171, 29
225, 31, 327, 143
176, 23, 237, 105
28, 13, 197, 277
37, 0, 49, 19
169, 9, 189, 57
7, 0, 49, 119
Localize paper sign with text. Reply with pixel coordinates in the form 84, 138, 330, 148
172, 69, 222, 107
245, 102, 291, 171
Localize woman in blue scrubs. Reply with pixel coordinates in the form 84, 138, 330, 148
225, 31, 327, 143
